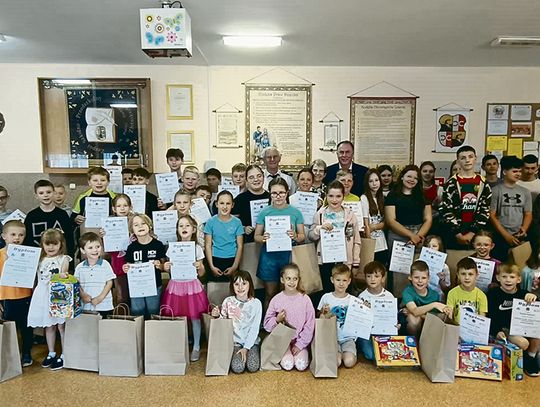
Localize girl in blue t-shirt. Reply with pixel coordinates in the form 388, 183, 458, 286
254, 177, 305, 309
204, 190, 244, 282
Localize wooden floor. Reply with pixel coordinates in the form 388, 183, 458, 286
2, 346, 538, 407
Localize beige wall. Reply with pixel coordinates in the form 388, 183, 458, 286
1, 63, 540, 174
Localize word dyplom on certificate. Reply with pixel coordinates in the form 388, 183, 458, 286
124, 185, 146, 214
460, 310, 491, 345
250, 198, 268, 228
342, 296, 374, 340
168, 241, 197, 280
389, 241, 415, 274
469, 257, 496, 293
289, 192, 318, 226
103, 217, 129, 252
342, 202, 364, 230
320, 228, 347, 263
0, 244, 41, 288
190, 197, 211, 225
510, 299, 540, 338
153, 210, 178, 244
371, 298, 398, 335
419, 247, 447, 275
85, 197, 110, 228
127, 262, 157, 298
155, 172, 179, 203
265, 215, 292, 252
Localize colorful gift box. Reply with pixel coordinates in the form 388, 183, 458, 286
455, 343, 503, 381
497, 340, 523, 381
372, 336, 420, 367
49, 274, 82, 319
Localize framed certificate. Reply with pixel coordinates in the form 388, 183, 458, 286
167, 84, 193, 119
167, 130, 194, 163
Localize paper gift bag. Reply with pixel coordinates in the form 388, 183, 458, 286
49, 274, 82, 319
0, 320, 22, 382
145, 316, 189, 375
310, 318, 338, 378
205, 318, 234, 376
98, 307, 144, 377
206, 282, 230, 307
357, 238, 376, 279
239, 242, 264, 289
64, 312, 102, 371
419, 313, 460, 383
509, 242, 532, 270
291, 243, 323, 294
260, 323, 296, 371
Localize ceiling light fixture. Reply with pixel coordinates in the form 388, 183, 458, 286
51, 79, 92, 86
0, 34, 6, 43
223, 36, 282, 48
491, 36, 540, 47
110, 103, 137, 108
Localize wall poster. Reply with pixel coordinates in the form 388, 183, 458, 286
245, 85, 312, 170
434, 105, 470, 152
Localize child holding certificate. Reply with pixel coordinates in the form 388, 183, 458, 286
204, 191, 244, 282
360, 169, 388, 262
471, 230, 501, 287
487, 263, 540, 376
162, 215, 209, 362
27, 229, 71, 370
423, 235, 451, 300
254, 178, 305, 309
264, 264, 315, 371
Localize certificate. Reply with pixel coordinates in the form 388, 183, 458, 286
389, 241, 415, 274
104, 165, 123, 194
127, 262, 157, 298
156, 172, 179, 203
168, 242, 197, 280
124, 185, 146, 214
419, 247, 447, 275
103, 217, 129, 253
320, 228, 347, 263
371, 298, 398, 335
85, 197, 110, 228
152, 210, 178, 244
342, 296, 374, 340
265, 216, 292, 252
167, 84, 193, 119
289, 192, 318, 226
190, 197, 211, 225
460, 310, 491, 345
470, 257, 495, 292
342, 201, 363, 223
218, 184, 240, 198
510, 299, 540, 338
0, 244, 41, 288
250, 198, 269, 227
1, 209, 26, 225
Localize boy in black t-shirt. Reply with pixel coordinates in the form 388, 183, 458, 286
487, 263, 539, 377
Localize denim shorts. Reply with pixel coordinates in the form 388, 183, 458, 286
256, 245, 291, 282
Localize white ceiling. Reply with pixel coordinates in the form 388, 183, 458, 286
1, 0, 540, 66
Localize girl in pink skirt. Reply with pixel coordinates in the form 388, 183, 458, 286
162, 214, 209, 362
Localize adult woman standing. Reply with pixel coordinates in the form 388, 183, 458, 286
310, 159, 328, 200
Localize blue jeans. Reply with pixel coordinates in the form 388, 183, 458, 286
358, 337, 374, 361
130, 286, 161, 320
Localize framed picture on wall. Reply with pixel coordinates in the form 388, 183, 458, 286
166, 84, 193, 120
168, 130, 194, 163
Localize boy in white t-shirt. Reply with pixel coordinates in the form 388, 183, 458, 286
317, 264, 356, 368
74, 232, 116, 317
357, 261, 396, 361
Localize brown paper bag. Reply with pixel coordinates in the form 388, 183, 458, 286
202, 312, 213, 343
260, 323, 296, 371
310, 318, 338, 378
205, 318, 234, 376
0, 320, 22, 382
357, 238, 376, 279
509, 241, 532, 270
64, 312, 102, 371
419, 313, 460, 383
239, 242, 264, 289
206, 282, 231, 307
145, 316, 189, 375
291, 243, 323, 294
98, 311, 144, 377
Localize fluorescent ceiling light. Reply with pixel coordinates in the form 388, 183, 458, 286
491, 36, 540, 47
0, 34, 6, 43
51, 79, 92, 85
110, 103, 137, 108
223, 36, 282, 48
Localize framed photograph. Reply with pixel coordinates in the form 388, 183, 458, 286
168, 130, 194, 163
167, 84, 193, 120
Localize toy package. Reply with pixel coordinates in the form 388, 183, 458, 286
372, 336, 420, 367
455, 343, 503, 381
497, 340, 523, 381
49, 274, 82, 319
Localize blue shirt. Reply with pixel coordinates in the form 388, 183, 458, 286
401, 284, 440, 310
256, 205, 305, 232
204, 215, 244, 258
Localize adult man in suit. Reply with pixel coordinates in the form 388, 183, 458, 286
324, 140, 368, 196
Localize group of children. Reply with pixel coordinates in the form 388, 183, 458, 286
0, 145, 539, 379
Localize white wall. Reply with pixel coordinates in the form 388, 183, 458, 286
1, 63, 540, 174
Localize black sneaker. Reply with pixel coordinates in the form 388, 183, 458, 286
41, 355, 55, 368
50, 357, 64, 371
21, 354, 33, 367
524, 353, 539, 377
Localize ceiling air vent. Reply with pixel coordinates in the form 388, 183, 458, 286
491, 36, 540, 47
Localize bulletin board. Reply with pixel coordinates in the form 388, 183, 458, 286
485, 103, 540, 159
